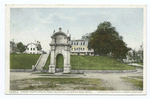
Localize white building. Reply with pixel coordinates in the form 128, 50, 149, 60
23, 42, 43, 54
70, 39, 94, 56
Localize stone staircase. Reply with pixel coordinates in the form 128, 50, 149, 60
35, 54, 49, 71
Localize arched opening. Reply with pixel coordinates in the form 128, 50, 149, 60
56, 54, 64, 72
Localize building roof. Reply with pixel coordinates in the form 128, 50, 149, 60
71, 39, 88, 41
51, 28, 70, 38
26, 42, 37, 47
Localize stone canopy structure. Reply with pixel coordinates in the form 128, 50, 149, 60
49, 28, 71, 73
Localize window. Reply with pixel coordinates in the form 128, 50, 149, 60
30, 52, 32, 54
77, 42, 78, 45
81, 42, 82, 45
83, 41, 85, 45
33, 52, 35, 54
81, 48, 82, 50
33, 48, 35, 50
83, 48, 85, 50
71, 41, 73, 45
31, 48, 32, 50
27, 48, 29, 50
77, 48, 78, 50
74, 42, 76, 45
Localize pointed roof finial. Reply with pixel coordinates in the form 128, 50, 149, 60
53, 30, 55, 33
59, 27, 62, 31
35, 38, 36, 43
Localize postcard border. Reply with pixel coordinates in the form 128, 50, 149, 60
5, 4, 147, 95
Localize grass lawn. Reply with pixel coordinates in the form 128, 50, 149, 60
121, 76, 143, 90
128, 65, 143, 69
43, 54, 50, 69
138, 63, 143, 65
10, 78, 112, 90
10, 54, 41, 69
129, 76, 143, 79
44, 55, 135, 70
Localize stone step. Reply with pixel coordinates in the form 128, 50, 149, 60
35, 54, 49, 71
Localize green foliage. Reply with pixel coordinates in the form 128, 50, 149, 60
82, 33, 91, 40
89, 21, 131, 58
37, 43, 42, 50
56, 54, 63, 68
17, 42, 26, 53
10, 54, 40, 69
71, 55, 135, 70
138, 63, 143, 65
44, 55, 135, 70
43, 54, 64, 69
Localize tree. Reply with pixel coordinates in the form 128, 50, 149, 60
82, 33, 91, 40
82, 33, 92, 49
89, 21, 131, 59
17, 42, 26, 53
128, 51, 133, 60
37, 41, 42, 50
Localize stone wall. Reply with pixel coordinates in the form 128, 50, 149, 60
70, 70, 137, 73
10, 69, 33, 72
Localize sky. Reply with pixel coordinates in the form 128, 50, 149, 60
10, 8, 144, 52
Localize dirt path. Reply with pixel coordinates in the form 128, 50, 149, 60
84, 73, 142, 90
10, 68, 143, 90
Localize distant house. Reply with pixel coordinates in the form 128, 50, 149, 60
70, 39, 94, 56
10, 39, 19, 53
23, 41, 43, 54
137, 44, 143, 63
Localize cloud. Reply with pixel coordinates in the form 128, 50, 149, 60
10, 8, 143, 52
35, 13, 75, 24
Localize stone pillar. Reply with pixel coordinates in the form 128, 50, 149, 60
63, 47, 71, 73
49, 46, 55, 73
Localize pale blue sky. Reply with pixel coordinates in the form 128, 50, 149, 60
10, 8, 143, 52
